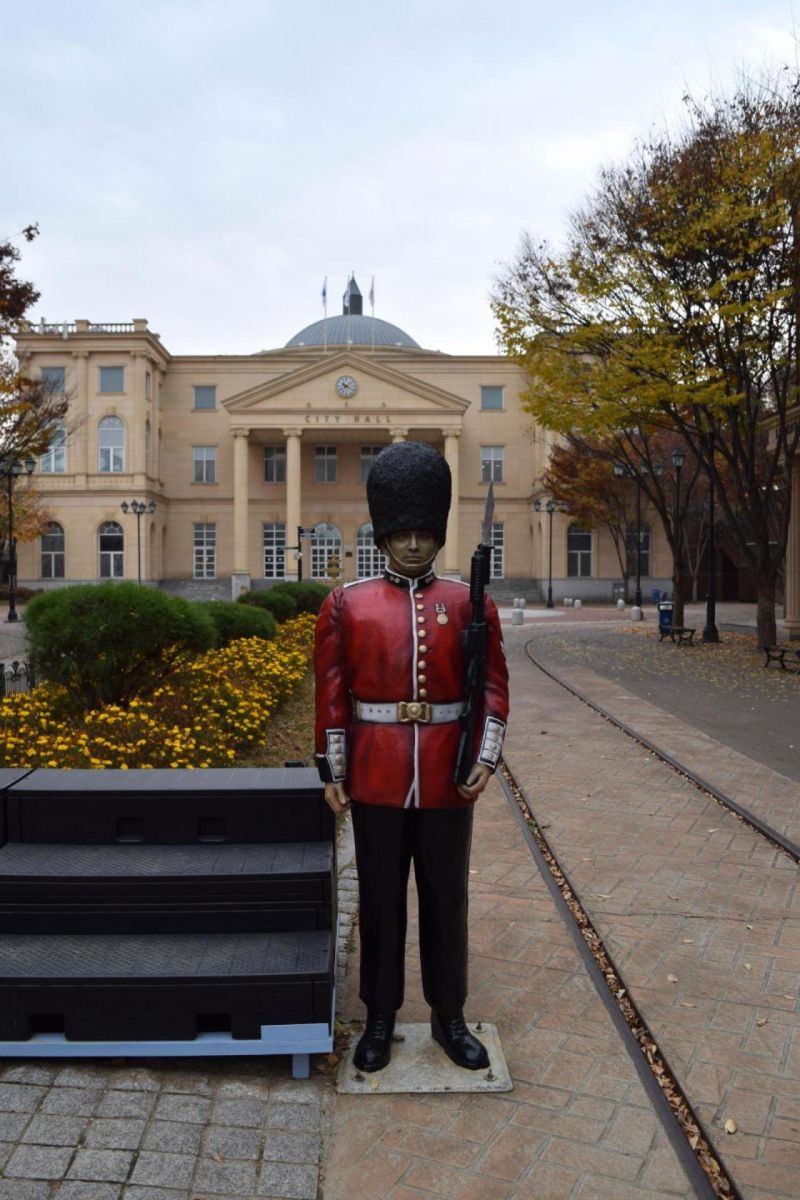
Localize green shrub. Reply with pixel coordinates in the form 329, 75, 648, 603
237, 588, 297, 623
24, 582, 216, 710
198, 600, 277, 647
271, 581, 330, 614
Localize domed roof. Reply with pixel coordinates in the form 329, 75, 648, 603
285, 314, 420, 349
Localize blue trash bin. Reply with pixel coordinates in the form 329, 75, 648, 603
652, 588, 662, 603
658, 601, 673, 635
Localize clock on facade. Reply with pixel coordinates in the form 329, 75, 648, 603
335, 375, 358, 398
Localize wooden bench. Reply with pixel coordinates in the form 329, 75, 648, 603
659, 626, 697, 646
763, 645, 800, 670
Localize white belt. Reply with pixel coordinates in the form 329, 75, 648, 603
355, 700, 465, 725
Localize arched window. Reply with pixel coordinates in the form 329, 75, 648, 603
99, 521, 124, 578
41, 522, 65, 579
311, 523, 342, 580
98, 416, 125, 473
567, 523, 592, 578
40, 423, 66, 474
626, 523, 651, 578
356, 523, 386, 578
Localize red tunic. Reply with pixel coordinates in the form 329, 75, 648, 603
313, 569, 509, 809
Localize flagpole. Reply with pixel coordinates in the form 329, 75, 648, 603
322, 275, 328, 355
369, 276, 375, 354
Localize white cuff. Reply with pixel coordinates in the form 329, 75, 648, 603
477, 716, 506, 770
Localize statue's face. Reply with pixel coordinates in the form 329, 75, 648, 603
383, 529, 439, 576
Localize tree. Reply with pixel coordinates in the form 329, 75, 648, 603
0, 225, 67, 564
493, 72, 800, 646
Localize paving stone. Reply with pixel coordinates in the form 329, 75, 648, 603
52, 1066, 107, 1089
0, 1114, 29, 1141
204, 1123, 262, 1160
4, 1144, 73, 1179
66, 1149, 133, 1182
0, 1086, 44, 1114
210, 1095, 266, 1128
152, 1094, 210, 1124
84, 1118, 146, 1150
0, 1142, 10, 1171
141, 1120, 203, 1154
21, 1114, 88, 1146
120, 1189, 186, 1200
128, 1151, 196, 1189
105, 1069, 162, 1093
0, 1183, 52, 1199
156, 1070, 213, 1096
262, 1130, 320, 1164
266, 1102, 320, 1132
192, 1157, 258, 1195
258, 1161, 318, 1199
96, 1092, 156, 1120
41, 1088, 102, 1117
55, 1184, 122, 1200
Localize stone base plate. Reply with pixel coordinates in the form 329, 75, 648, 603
337, 1021, 512, 1094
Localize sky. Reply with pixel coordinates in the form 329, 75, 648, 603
1, 0, 797, 357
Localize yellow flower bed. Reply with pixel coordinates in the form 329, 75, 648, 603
0, 614, 315, 770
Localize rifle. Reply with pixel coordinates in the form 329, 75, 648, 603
454, 483, 494, 785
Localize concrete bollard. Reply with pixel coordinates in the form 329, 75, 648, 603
617, 598, 625, 610
631, 605, 643, 622
574, 598, 582, 609
511, 609, 524, 625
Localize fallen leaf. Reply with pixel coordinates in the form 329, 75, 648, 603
724, 1117, 738, 1134
744, 962, 752, 971
746, 924, 753, 930
688, 1134, 700, 1150
597, 893, 612, 899
681, 1002, 697, 1008
211, 1154, 224, 1164
369, 1076, 379, 1090
756, 1017, 768, 1027
668, 895, 679, 900
667, 973, 678, 983
682, 939, 695, 944
707, 828, 718, 833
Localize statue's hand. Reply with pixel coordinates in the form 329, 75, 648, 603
456, 763, 492, 801
324, 781, 352, 814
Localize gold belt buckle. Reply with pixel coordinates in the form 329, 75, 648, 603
397, 701, 432, 724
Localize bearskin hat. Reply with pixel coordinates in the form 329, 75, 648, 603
367, 441, 451, 547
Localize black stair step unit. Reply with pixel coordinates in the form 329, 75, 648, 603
0, 767, 336, 1055
0, 842, 334, 932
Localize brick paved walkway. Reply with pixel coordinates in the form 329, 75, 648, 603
501, 628, 800, 1199
324, 773, 693, 1200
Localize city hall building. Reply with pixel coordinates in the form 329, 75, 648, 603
15, 278, 675, 600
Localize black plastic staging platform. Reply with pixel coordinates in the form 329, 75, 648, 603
0, 768, 336, 1077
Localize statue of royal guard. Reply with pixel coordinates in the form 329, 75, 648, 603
314, 441, 509, 1072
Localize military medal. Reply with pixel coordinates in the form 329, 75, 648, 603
435, 603, 448, 625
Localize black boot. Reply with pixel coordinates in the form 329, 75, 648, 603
353, 1010, 395, 1073
431, 1011, 489, 1070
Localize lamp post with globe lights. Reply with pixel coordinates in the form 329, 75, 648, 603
534, 497, 568, 609
120, 499, 156, 585
1, 456, 36, 623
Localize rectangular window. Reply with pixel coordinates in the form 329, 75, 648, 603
41, 366, 66, 393
193, 523, 216, 579
480, 445, 504, 483
145, 371, 152, 402
360, 446, 382, 483
193, 445, 216, 483
41, 525, 65, 579
193, 385, 217, 410
40, 424, 67, 474
568, 528, 593, 578
314, 445, 337, 483
263, 523, 286, 579
264, 446, 286, 483
99, 366, 125, 393
491, 522, 505, 580
481, 385, 504, 410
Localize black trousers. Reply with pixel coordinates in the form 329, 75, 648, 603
351, 802, 474, 1016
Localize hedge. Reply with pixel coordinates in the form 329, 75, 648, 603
197, 600, 278, 646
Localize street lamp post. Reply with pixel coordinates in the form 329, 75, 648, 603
534, 498, 568, 609
1, 457, 36, 623
121, 499, 156, 585
702, 433, 719, 643
671, 446, 686, 600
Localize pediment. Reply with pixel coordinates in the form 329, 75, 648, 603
223, 351, 469, 416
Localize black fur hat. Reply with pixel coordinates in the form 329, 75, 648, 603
367, 441, 451, 546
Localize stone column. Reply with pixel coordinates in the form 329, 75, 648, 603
284, 428, 303, 582
231, 428, 251, 598
441, 429, 462, 577
390, 427, 408, 444
785, 461, 800, 640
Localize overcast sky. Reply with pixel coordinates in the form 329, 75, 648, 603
2, 1, 796, 357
